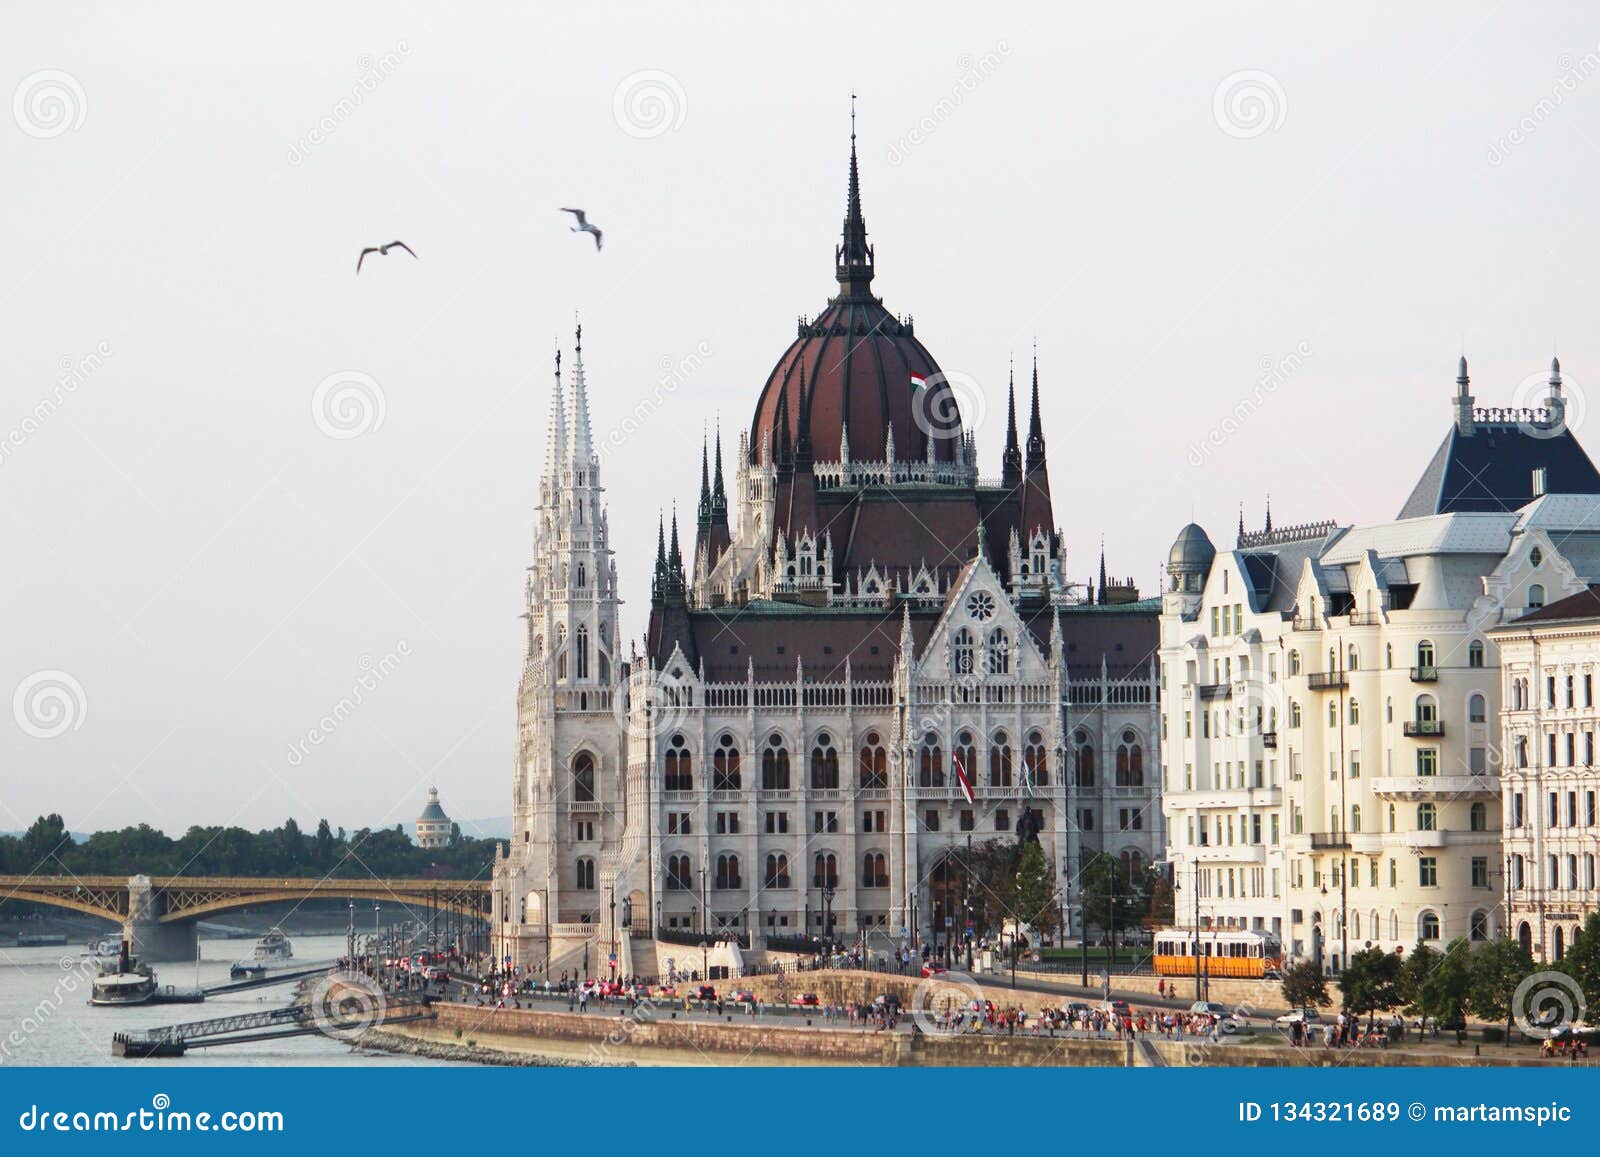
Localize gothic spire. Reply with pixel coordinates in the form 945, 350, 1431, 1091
1026, 344, 1045, 470
1097, 538, 1108, 605
546, 344, 568, 482
568, 317, 594, 468
697, 433, 712, 529
834, 93, 875, 297
1237, 503, 1246, 546
652, 512, 667, 600
1264, 494, 1273, 533
1002, 357, 1022, 486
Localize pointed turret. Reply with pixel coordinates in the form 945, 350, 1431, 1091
1549, 356, 1567, 429
1002, 358, 1022, 488
1454, 354, 1475, 435
651, 513, 667, 602
568, 319, 594, 469
1237, 503, 1246, 547
1097, 539, 1108, 606
1264, 494, 1273, 534
546, 346, 568, 480
1025, 346, 1046, 471
1019, 347, 1056, 567
711, 426, 728, 520
696, 434, 713, 530
834, 94, 875, 299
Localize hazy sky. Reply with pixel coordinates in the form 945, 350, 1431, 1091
6, 2, 1600, 837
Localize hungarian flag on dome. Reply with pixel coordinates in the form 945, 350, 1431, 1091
954, 755, 975, 805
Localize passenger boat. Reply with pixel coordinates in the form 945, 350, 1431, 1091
90, 944, 157, 1006
229, 961, 268, 979
83, 935, 122, 959
252, 928, 293, 961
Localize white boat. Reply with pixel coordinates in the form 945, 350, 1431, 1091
252, 928, 293, 961
82, 935, 122, 959
90, 947, 157, 1006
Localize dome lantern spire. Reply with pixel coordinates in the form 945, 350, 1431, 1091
834, 93, 875, 298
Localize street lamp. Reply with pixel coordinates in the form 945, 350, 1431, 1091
608, 888, 617, 978
698, 939, 709, 981
347, 900, 355, 967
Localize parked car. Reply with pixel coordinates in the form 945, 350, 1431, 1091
730, 990, 756, 1005
1103, 999, 1131, 1018
874, 993, 903, 1015
792, 992, 820, 1007
1275, 1007, 1323, 1026
694, 985, 717, 1001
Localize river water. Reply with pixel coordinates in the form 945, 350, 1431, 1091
0, 933, 447, 1067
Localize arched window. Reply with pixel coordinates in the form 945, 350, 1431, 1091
1529, 584, 1546, 609
1349, 698, 1360, 725
1073, 729, 1095, 787
713, 734, 741, 791
1517, 736, 1529, 768
715, 853, 741, 890
1420, 911, 1441, 941
1388, 803, 1396, 832
1469, 910, 1489, 941
761, 733, 790, 790
1386, 643, 1393, 669
1417, 803, 1438, 831
987, 628, 1010, 675
1347, 645, 1359, 671
575, 856, 595, 890
556, 624, 568, 679
1350, 804, 1362, 832
1289, 701, 1302, 728
1415, 694, 1437, 723
572, 751, 596, 803
812, 852, 838, 889
988, 731, 1013, 787
919, 733, 944, 788
764, 854, 790, 889
810, 733, 840, 789
1469, 693, 1487, 724
858, 731, 887, 789
1470, 802, 1487, 831
575, 624, 589, 679
1328, 647, 1338, 671
861, 852, 888, 888
665, 733, 693, 792
666, 854, 692, 891
1024, 730, 1048, 788
1389, 911, 1399, 941
952, 628, 974, 676
1328, 700, 1338, 727
1468, 640, 1485, 668
1115, 731, 1144, 786
1288, 650, 1301, 676
1416, 640, 1435, 669
955, 730, 978, 786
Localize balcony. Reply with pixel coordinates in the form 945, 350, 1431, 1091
1402, 719, 1444, 737
1348, 611, 1384, 626
1369, 774, 1498, 800
1292, 615, 1320, 631
1410, 665, 1439, 683
1261, 731, 1278, 749
1191, 843, 1266, 863
1307, 671, 1348, 690
1309, 832, 1352, 850
1197, 682, 1233, 701
1402, 829, 1445, 850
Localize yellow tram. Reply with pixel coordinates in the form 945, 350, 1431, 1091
1153, 928, 1282, 979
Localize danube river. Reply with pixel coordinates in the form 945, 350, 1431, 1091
0, 933, 447, 1067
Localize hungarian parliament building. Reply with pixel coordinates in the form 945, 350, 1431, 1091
490, 131, 1162, 973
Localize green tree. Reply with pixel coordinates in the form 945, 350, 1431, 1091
1468, 937, 1535, 1045
1281, 959, 1329, 1009
1557, 911, 1600, 1017
1077, 852, 1148, 940
1413, 938, 1472, 1036
19, 814, 71, 872
1007, 840, 1059, 942
1339, 946, 1403, 1030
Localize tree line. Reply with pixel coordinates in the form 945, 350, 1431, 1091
1279, 913, 1600, 1040
0, 814, 505, 885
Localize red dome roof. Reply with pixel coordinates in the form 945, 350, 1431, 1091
749, 132, 965, 466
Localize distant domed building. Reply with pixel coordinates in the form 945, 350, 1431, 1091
415, 787, 451, 850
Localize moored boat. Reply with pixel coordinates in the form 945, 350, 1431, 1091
90, 943, 157, 1007
252, 927, 293, 961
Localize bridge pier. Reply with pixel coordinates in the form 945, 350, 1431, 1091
124, 875, 199, 962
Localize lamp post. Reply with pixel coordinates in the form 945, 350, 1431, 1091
346, 900, 355, 968
608, 888, 617, 978
821, 884, 836, 950
699, 939, 709, 982
373, 902, 381, 982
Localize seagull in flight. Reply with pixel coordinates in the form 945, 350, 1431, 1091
561, 208, 603, 251
356, 240, 418, 273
